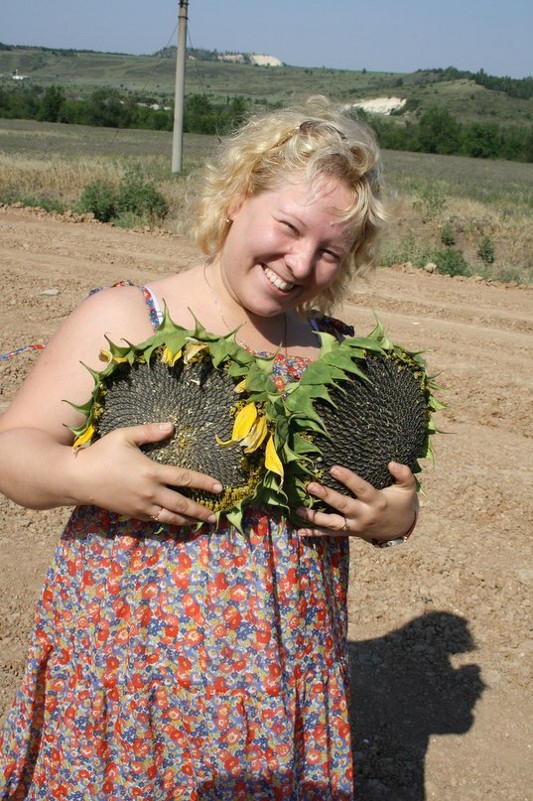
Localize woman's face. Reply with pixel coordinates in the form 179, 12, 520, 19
216, 173, 356, 317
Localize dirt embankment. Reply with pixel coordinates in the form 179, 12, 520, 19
0, 207, 531, 800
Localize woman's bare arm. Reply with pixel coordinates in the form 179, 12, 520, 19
0, 286, 222, 523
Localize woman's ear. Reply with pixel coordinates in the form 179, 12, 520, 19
226, 201, 241, 222
227, 189, 253, 221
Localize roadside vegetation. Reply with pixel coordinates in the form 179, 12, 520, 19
1, 120, 531, 284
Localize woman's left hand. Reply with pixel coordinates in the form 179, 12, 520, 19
295, 461, 418, 543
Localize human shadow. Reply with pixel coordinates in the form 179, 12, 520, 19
348, 611, 485, 801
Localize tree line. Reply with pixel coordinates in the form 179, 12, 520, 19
0, 85, 248, 136
1, 83, 532, 163
415, 67, 533, 101
370, 106, 533, 162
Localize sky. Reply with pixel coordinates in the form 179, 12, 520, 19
1, 0, 532, 79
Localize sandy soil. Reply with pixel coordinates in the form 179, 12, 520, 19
0, 206, 531, 800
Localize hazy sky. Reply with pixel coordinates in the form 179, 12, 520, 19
1, 0, 531, 79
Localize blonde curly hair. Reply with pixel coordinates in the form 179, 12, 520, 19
193, 96, 387, 314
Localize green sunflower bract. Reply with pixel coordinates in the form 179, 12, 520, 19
68, 308, 286, 530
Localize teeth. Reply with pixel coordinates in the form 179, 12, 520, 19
263, 266, 294, 292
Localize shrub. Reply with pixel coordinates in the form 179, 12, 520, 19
116, 166, 168, 223
77, 179, 118, 222
478, 235, 495, 264
440, 223, 456, 247
380, 233, 432, 267
417, 107, 462, 155
433, 248, 471, 277
76, 168, 168, 227
15, 195, 66, 214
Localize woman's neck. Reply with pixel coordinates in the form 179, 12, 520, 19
151, 264, 325, 360
202, 261, 289, 354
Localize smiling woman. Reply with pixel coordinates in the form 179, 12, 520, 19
195, 107, 385, 316
0, 96, 420, 800
206, 174, 356, 341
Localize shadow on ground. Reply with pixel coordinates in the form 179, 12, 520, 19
349, 611, 485, 801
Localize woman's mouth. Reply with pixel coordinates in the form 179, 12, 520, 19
263, 266, 295, 293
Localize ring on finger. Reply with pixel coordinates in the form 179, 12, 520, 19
341, 517, 349, 531
151, 506, 163, 522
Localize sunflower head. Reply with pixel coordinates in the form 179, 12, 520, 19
69, 307, 288, 529
281, 318, 444, 514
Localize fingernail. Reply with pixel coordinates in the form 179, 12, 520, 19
207, 513, 216, 523
295, 507, 307, 517
212, 482, 223, 493
158, 422, 173, 432
307, 482, 320, 494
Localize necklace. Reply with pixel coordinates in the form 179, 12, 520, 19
203, 262, 287, 355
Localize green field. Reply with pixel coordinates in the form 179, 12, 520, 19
2, 118, 532, 207
0, 118, 532, 283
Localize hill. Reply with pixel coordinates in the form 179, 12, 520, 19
0, 44, 532, 127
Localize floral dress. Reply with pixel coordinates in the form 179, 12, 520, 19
0, 292, 356, 801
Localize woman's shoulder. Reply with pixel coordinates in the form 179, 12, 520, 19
85, 271, 204, 335
62, 280, 157, 350
87, 280, 162, 331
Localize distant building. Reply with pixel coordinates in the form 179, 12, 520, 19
249, 54, 282, 67
12, 69, 29, 81
218, 53, 245, 64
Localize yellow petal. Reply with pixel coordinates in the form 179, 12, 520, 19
183, 342, 209, 364
73, 424, 95, 450
99, 348, 129, 364
232, 402, 257, 442
99, 348, 112, 363
234, 379, 247, 393
215, 433, 233, 447
265, 434, 284, 477
242, 415, 268, 453
162, 346, 182, 366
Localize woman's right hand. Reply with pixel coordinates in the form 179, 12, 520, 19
73, 421, 223, 526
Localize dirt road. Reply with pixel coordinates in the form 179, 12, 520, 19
1, 206, 531, 800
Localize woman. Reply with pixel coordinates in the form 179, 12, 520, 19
0, 97, 418, 799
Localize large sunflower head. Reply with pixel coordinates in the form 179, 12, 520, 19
69, 308, 287, 529
281, 318, 444, 514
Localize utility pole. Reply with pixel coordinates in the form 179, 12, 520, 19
171, 0, 189, 173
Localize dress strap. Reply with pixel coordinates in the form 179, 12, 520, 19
140, 285, 164, 330
87, 281, 163, 331
310, 315, 355, 340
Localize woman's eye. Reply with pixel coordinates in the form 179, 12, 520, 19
280, 220, 298, 234
322, 249, 340, 263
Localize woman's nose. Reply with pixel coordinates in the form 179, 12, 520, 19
285, 242, 315, 278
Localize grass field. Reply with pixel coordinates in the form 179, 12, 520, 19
1, 118, 532, 283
